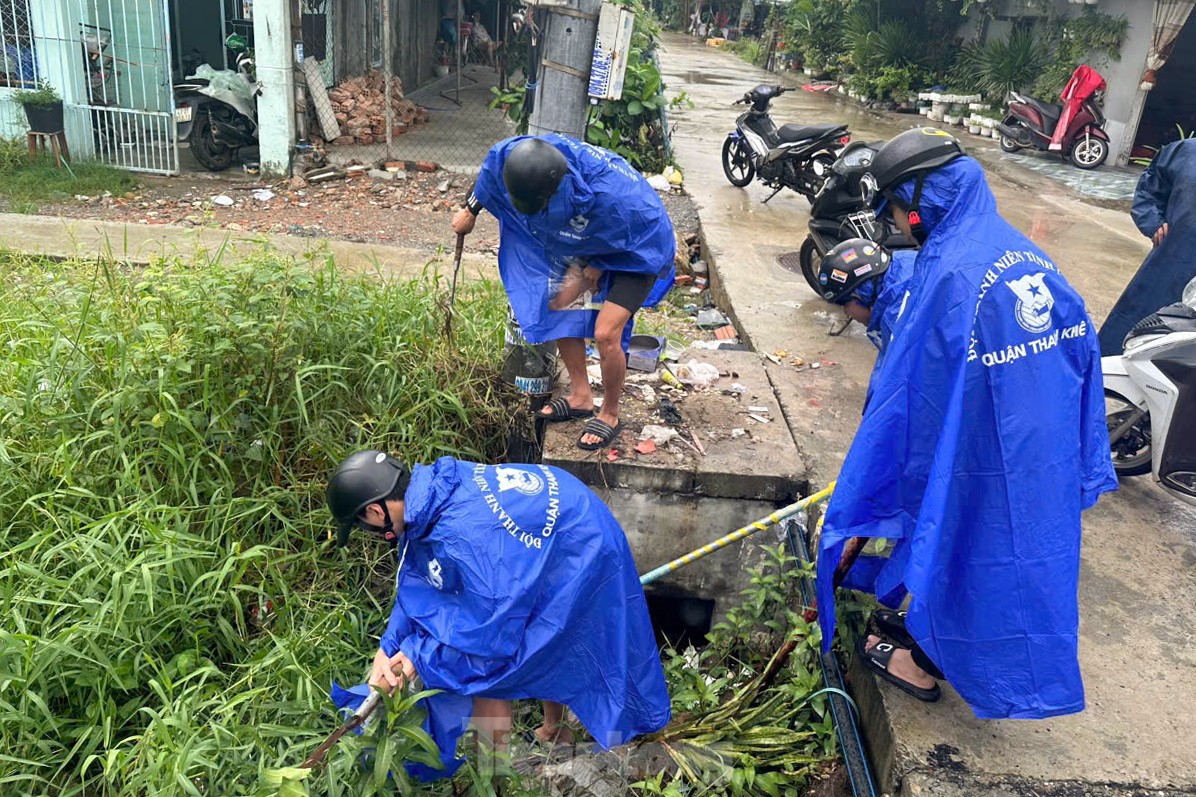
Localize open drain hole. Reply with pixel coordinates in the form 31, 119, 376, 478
646, 593, 715, 650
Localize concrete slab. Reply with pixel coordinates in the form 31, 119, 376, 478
0, 211, 498, 282
660, 33, 1196, 797
543, 348, 808, 615
543, 348, 806, 502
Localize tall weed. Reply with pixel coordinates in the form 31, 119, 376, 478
0, 250, 515, 795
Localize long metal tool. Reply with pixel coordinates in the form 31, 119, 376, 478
299, 691, 383, 771
638, 483, 835, 586
444, 233, 466, 339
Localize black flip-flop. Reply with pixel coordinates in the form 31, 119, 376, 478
871, 608, 916, 649
577, 418, 623, 450
857, 636, 941, 703
539, 397, 594, 423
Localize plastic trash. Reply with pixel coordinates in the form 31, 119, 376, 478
212, 195, 235, 206
647, 174, 671, 191
697, 308, 730, 329
675, 360, 720, 387
639, 424, 680, 446
252, 189, 275, 202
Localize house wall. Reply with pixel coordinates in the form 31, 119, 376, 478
1095, 0, 1153, 164
0, 1, 87, 148
335, 0, 440, 91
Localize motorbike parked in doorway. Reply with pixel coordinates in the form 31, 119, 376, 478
173, 34, 260, 171
798, 140, 917, 294
721, 84, 850, 203
997, 65, 1110, 170
1102, 286, 1196, 507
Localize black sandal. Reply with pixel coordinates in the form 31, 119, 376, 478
539, 397, 594, 423
871, 608, 916, 649
857, 636, 941, 703
577, 418, 623, 451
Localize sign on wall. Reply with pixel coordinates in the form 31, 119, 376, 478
588, 2, 635, 101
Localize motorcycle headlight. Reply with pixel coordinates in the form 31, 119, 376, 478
1123, 332, 1164, 352
813, 159, 828, 177
860, 173, 878, 207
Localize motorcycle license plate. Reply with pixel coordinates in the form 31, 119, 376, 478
174, 106, 193, 123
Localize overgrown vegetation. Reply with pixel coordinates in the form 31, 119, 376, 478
1032, 8, 1129, 98
633, 545, 863, 797
0, 137, 138, 214
0, 250, 517, 795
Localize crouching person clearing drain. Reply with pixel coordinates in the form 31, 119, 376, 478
325, 450, 671, 779
452, 135, 676, 450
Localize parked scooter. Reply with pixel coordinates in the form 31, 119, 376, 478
997, 65, 1109, 170
798, 140, 916, 294
173, 34, 260, 171
1102, 286, 1196, 507
722, 84, 849, 203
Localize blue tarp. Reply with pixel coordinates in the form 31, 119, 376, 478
332, 458, 670, 779
472, 134, 676, 344
1098, 139, 1196, 355
817, 156, 1117, 719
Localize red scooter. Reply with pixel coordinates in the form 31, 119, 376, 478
997, 65, 1110, 170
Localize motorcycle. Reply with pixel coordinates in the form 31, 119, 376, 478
173, 34, 260, 171
722, 84, 850, 203
798, 140, 917, 294
997, 65, 1109, 170
1102, 290, 1196, 507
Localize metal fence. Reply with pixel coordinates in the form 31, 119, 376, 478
1, 0, 177, 174
303, 0, 520, 176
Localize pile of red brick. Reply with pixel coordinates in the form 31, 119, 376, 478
327, 70, 428, 145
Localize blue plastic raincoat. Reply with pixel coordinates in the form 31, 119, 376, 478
1098, 139, 1196, 355
817, 157, 1117, 719
332, 458, 670, 779
472, 134, 676, 344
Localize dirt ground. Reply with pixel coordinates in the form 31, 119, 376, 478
11, 166, 704, 261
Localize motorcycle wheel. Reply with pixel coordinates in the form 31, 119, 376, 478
799, 237, 825, 295
1069, 135, 1108, 170
998, 134, 1023, 153
189, 113, 234, 172
722, 136, 755, 187
1105, 389, 1151, 476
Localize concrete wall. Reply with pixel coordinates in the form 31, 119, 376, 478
254, 0, 296, 175
599, 488, 788, 623
1095, 0, 1153, 165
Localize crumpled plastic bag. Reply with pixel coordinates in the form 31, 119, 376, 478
675, 359, 720, 387
189, 64, 254, 104
639, 424, 680, 446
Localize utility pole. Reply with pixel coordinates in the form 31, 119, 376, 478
527, 0, 603, 138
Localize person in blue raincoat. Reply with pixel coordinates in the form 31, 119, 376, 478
452, 135, 676, 450
815, 238, 915, 357
817, 128, 1117, 718
1098, 138, 1196, 356
324, 450, 671, 779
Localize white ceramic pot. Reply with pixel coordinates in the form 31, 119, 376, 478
968, 125, 981, 135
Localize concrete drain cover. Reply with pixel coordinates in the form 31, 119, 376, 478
777, 251, 804, 275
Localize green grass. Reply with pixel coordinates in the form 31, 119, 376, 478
0, 137, 138, 212
0, 249, 519, 795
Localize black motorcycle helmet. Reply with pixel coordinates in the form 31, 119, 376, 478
816, 238, 891, 304
860, 127, 965, 244
502, 138, 569, 215
326, 450, 411, 547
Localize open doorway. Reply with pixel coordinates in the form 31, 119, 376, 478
1131, 14, 1196, 161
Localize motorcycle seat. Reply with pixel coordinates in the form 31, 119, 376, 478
1026, 97, 1063, 122
777, 123, 846, 143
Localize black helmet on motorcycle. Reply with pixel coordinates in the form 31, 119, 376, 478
816, 238, 891, 304
326, 450, 411, 547
860, 128, 965, 243
503, 138, 569, 215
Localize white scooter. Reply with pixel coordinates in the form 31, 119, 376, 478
172, 34, 259, 171
1101, 281, 1196, 507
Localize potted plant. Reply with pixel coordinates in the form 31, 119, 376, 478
13, 82, 64, 134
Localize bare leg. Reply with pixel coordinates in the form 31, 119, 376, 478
863, 635, 936, 689
579, 302, 633, 447
535, 701, 575, 745
472, 697, 514, 751
540, 337, 593, 417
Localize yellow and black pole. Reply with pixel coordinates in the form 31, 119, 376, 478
638, 483, 835, 586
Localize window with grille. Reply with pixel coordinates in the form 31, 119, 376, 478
1, 0, 37, 88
